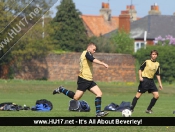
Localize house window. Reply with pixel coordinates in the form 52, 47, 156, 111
134, 42, 145, 52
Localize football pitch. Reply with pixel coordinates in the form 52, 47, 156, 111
0, 79, 175, 132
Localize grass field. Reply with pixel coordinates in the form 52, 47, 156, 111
0, 79, 175, 132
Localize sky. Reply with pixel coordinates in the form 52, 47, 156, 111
50, 0, 175, 18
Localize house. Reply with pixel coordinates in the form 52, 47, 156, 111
81, 3, 118, 37
81, 2, 139, 38
103, 4, 139, 37
81, 3, 138, 37
130, 3, 175, 52
81, 2, 175, 52
131, 15, 175, 52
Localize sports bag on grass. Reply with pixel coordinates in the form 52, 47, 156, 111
0, 102, 23, 111
69, 99, 90, 112
31, 99, 53, 111
104, 102, 119, 111
104, 101, 130, 112
116, 101, 131, 112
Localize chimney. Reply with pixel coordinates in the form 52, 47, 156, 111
126, 5, 137, 21
119, 10, 130, 33
148, 3, 161, 15
100, 2, 111, 21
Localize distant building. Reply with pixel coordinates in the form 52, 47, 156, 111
130, 3, 175, 52
81, 2, 175, 52
81, 2, 139, 37
81, 2, 118, 37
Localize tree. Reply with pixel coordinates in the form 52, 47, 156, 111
0, 0, 54, 78
52, 0, 88, 52
110, 30, 134, 54
2, 0, 50, 16
11, 17, 54, 62
0, 0, 53, 55
0, 1, 14, 78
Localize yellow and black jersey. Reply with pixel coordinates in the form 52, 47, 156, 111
140, 59, 160, 79
78, 50, 95, 81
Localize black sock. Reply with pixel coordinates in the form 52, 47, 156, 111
147, 98, 157, 110
95, 97, 101, 113
60, 87, 75, 99
130, 97, 139, 110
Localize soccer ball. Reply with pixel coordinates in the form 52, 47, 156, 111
122, 109, 132, 117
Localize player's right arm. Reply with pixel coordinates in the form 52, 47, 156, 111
139, 70, 143, 81
139, 61, 146, 81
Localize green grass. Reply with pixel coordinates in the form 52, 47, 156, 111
0, 79, 175, 132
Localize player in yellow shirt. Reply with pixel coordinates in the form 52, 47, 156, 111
130, 50, 163, 113
53, 42, 109, 117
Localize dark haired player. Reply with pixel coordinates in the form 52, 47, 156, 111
130, 50, 163, 113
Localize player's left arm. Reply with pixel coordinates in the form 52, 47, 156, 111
85, 52, 108, 68
93, 59, 108, 68
155, 66, 163, 90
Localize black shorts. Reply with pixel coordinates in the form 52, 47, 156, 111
77, 76, 97, 92
137, 77, 158, 93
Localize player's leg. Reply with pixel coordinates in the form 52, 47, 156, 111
146, 91, 159, 113
146, 80, 159, 113
53, 86, 76, 99
90, 85, 102, 113
130, 80, 146, 112
73, 90, 84, 100
53, 76, 86, 100
90, 85, 108, 117
130, 92, 142, 112
131, 77, 150, 112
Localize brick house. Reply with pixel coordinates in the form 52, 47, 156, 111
80, 3, 139, 37
80, 3, 118, 37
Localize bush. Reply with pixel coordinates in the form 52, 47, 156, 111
89, 36, 116, 53
111, 30, 134, 54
